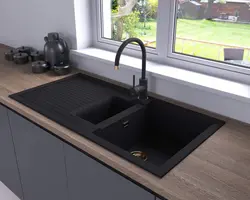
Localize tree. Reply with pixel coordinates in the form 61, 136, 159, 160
137, 0, 150, 27
134, 0, 157, 30
112, 0, 118, 10
113, 0, 138, 18
113, 0, 125, 41
122, 11, 140, 37
147, 0, 158, 18
205, 0, 215, 20
112, 0, 139, 41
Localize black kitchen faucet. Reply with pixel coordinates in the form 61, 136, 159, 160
114, 38, 148, 100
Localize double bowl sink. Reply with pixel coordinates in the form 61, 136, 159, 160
72, 95, 224, 177
10, 73, 224, 177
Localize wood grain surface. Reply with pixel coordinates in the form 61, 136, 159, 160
0, 45, 250, 200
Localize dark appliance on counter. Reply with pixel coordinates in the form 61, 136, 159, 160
44, 32, 70, 67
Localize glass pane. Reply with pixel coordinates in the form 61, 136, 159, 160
102, 0, 158, 48
174, 0, 250, 68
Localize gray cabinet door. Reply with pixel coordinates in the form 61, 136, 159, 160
8, 110, 68, 200
0, 105, 23, 199
64, 143, 154, 200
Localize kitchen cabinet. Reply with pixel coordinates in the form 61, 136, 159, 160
8, 110, 68, 200
64, 142, 155, 200
0, 105, 23, 199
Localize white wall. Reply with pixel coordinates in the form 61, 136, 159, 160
0, 0, 78, 50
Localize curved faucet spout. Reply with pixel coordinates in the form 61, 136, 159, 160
114, 38, 148, 100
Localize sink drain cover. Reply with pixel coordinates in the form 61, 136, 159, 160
130, 151, 148, 161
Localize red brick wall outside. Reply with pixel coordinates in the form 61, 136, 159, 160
197, 1, 250, 21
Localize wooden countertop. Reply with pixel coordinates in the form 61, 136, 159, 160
1, 44, 250, 200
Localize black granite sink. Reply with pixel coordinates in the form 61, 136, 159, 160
93, 99, 224, 176
10, 73, 224, 177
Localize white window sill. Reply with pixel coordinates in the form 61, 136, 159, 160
72, 48, 250, 104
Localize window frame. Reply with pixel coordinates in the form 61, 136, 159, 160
92, 0, 250, 83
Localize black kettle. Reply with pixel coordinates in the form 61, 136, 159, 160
44, 32, 70, 67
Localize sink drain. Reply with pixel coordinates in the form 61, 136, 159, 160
130, 151, 148, 161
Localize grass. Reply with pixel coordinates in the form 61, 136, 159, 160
176, 19, 250, 47
134, 19, 250, 61
134, 21, 157, 48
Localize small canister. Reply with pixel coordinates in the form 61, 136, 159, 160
13, 53, 29, 64
30, 51, 44, 62
32, 61, 49, 74
4, 49, 18, 61
16, 46, 32, 55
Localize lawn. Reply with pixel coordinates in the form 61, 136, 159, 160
135, 21, 157, 45
134, 19, 250, 61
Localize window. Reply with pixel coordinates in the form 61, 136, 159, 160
95, 0, 250, 80
173, 0, 250, 67
101, 0, 158, 48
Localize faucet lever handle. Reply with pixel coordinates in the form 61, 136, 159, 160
132, 75, 135, 88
